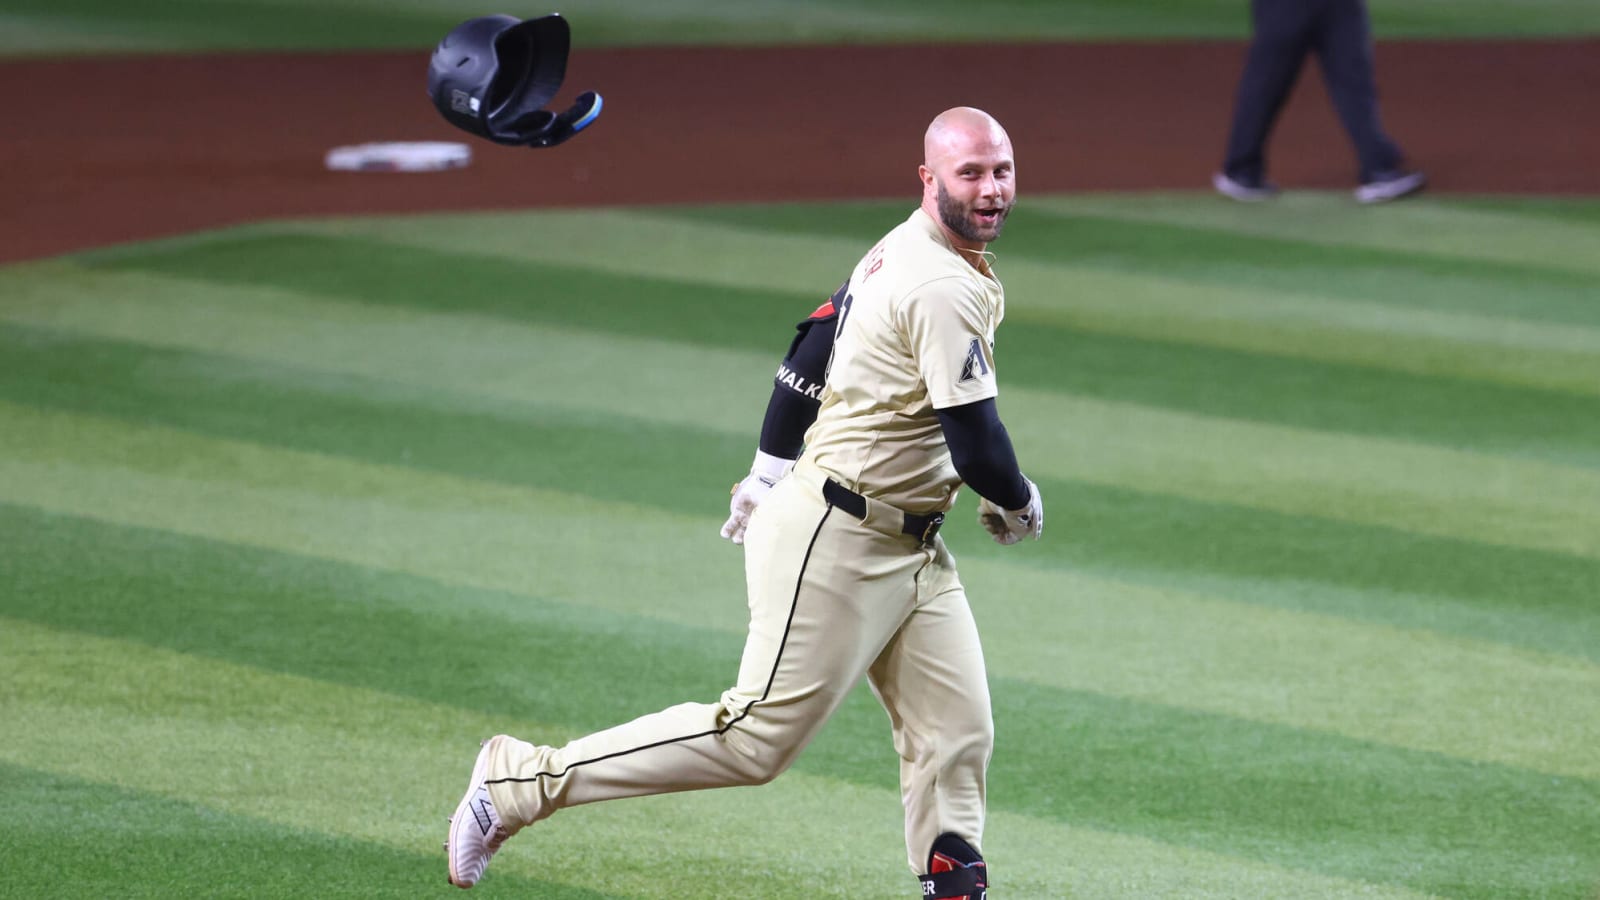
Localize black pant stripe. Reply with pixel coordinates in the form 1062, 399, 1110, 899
485, 505, 836, 786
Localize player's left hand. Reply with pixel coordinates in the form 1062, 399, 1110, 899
977, 476, 1043, 545
720, 451, 795, 545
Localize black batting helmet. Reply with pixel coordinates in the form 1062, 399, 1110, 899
426, 12, 602, 148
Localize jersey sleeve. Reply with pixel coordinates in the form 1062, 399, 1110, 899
897, 277, 998, 409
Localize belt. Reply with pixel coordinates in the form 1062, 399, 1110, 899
822, 478, 945, 544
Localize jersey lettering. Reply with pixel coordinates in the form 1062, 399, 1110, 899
862, 242, 886, 281
775, 363, 825, 399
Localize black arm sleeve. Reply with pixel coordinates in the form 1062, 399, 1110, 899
936, 398, 1031, 510
757, 286, 844, 458
757, 384, 819, 459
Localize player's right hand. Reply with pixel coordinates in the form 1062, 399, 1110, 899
977, 476, 1043, 545
720, 451, 795, 545
721, 473, 776, 545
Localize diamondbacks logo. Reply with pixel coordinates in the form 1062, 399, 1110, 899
451, 89, 479, 115
958, 337, 990, 383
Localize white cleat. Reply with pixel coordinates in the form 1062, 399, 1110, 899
1354, 170, 1427, 204
1212, 171, 1280, 203
446, 736, 513, 888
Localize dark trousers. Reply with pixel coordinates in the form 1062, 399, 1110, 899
1221, 0, 1402, 183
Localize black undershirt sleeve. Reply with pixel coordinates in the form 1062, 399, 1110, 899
936, 398, 1031, 510
757, 385, 817, 459
757, 293, 841, 459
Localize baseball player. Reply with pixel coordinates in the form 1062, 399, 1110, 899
447, 107, 1042, 899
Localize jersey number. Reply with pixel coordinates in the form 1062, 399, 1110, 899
833, 292, 854, 342
825, 292, 854, 380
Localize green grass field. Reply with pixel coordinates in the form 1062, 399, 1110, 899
2, 193, 1597, 897
4, 0, 1599, 55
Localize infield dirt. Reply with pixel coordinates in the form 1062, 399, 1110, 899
2, 40, 1596, 262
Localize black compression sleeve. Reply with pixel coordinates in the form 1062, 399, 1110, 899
936, 398, 1031, 510
757, 302, 837, 458
758, 385, 817, 458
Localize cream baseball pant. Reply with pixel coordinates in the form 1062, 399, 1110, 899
483, 461, 994, 874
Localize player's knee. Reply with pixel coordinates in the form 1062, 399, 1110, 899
726, 748, 794, 787
948, 713, 994, 769
718, 725, 802, 786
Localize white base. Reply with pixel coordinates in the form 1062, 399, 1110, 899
324, 141, 472, 173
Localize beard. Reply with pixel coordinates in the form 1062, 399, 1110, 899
937, 179, 1012, 243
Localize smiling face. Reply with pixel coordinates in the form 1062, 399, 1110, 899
919, 107, 1016, 256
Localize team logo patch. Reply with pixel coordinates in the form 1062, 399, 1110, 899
451, 89, 479, 115
959, 337, 990, 383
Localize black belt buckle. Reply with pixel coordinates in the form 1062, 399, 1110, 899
825, 478, 943, 544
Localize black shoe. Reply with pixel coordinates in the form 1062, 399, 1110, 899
1355, 170, 1426, 204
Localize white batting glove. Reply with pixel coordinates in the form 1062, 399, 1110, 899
720, 450, 795, 545
977, 476, 1043, 545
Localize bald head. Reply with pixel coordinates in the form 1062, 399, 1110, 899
923, 107, 1011, 170
919, 107, 1016, 256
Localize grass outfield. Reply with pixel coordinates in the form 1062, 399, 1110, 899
2, 193, 1598, 898
3, 0, 1599, 55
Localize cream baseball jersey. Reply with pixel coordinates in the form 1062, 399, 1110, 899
803, 208, 1005, 512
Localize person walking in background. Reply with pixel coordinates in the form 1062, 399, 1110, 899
1212, 0, 1426, 204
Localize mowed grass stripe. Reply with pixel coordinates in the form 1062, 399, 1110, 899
1003, 388, 1600, 559
0, 264, 776, 434
0, 410, 1594, 780
0, 764, 610, 899
996, 326, 1600, 469
89, 207, 1600, 381
5, 522, 1588, 899
1011, 478, 1600, 663
84, 224, 1600, 466
620, 205, 1600, 402
8, 499, 1596, 779
1029, 193, 1600, 279
654, 201, 1600, 329
1454, 195, 1600, 227
8, 263, 1600, 553
987, 681, 1599, 900
0, 621, 1452, 900
5, 287, 1600, 557
298, 206, 1600, 390
3, 326, 1597, 661
75, 227, 1600, 458
0, 325, 751, 515
977, 264, 1600, 398
0, 619, 914, 899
